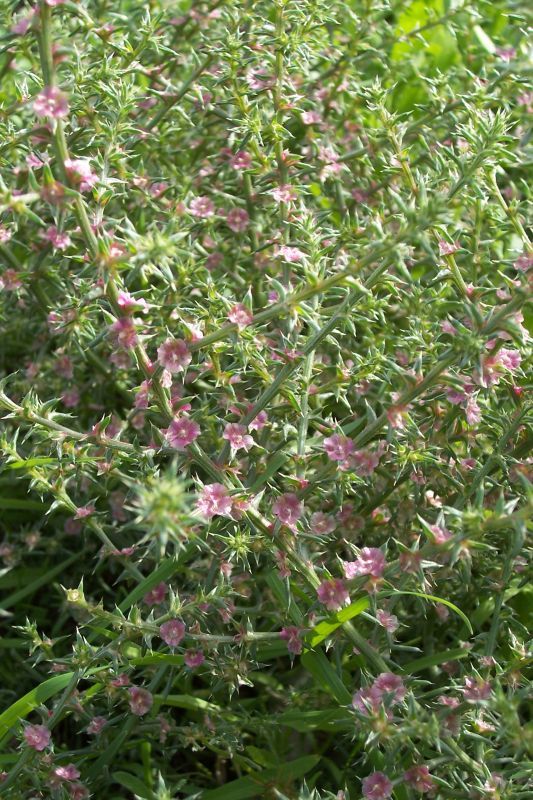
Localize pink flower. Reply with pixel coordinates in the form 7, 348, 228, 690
12, 13, 34, 35
228, 303, 253, 328
438, 239, 460, 256
465, 396, 481, 425
362, 772, 393, 800
53, 764, 80, 782
157, 338, 191, 373
111, 673, 130, 687
404, 765, 434, 793
310, 511, 336, 535
44, 225, 71, 251
24, 724, 51, 751
64, 159, 98, 192
159, 619, 186, 648
69, 785, 90, 800
144, 582, 167, 606
128, 686, 153, 716
302, 110, 322, 124
248, 408, 268, 431
184, 650, 205, 668
278, 245, 305, 262
515, 254, 533, 272
164, 417, 200, 449
348, 449, 380, 476
344, 548, 386, 579
272, 493, 304, 530
189, 196, 215, 218
33, 86, 69, 118
223, 423, 254, 452
226, 208, 249, 232
111, 317, 138, 349
324, 434, 354, 463
376, 609, 399, 633
87, 716, 107, 734
352, 686, 382, 715
498, 348, 521, 371
428, 524, 452, 545
270, 184, 297, 203
373, 672, 406, 704
230, 150, 252, 170
463, 676, 491, 702
0, 269, 22, 290
280, 626, 303, 655
196, 483, 233, 519
316, 578, 349, 611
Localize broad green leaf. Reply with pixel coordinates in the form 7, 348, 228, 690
157, 694, 221, 713
308, 597, 369, 646
0, 553, 80, 610
382, 590, 473, 634
200, 755, 320, 800
301, 651, 352, 705
0, 673, 74, 739
277, 708, 352, 732
113, 771, 154, 800
402, 647, 469, 674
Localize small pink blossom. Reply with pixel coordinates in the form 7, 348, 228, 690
196, 483, 233, 519
515, 254, 533, 272
223, 423, 254, 452
463, 676, 492, 702
164, 417, 200, 449
278, 245, 305, 262
317, 578, 349, 611
111, 317, 138, 349
310, 511, 336, 535
324, 434, 354, 463
159, 619, 186, 648
428, 524, 452, 545
53, 764, 80, 782
87, 716, 107, 735
465, 396, 482, 424
189, 196, 215, 218
404, 766, 434, 794
184, 649, 205, 668
272, 493, 304, 530
33, 86, 69, 118
352, 685, 382, 715
376, 609, 399, 633
24, 724, 51, 751
226, 208, 249, 232
373, 672, 406, 704
12, 13, 34, 35
344, 548, 386, 579
128, 686, 153, 716
348, 448, 380, 476
228, 303, 253, 328
0, 269, 22, 290
302, 110, 322, 125
280, 626, 303, 655
438, 239, 460, 256
362, 772, 393, 800
69, 784, 90, 800
157, 338, 191, 373
270, 184, 297, 203
144, 582, 167, 606
249, 409, 268, 431
230, 150, 252, 170
43, 225, 71, 251
64, 159, 98, 192
111, 673, 130, 687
